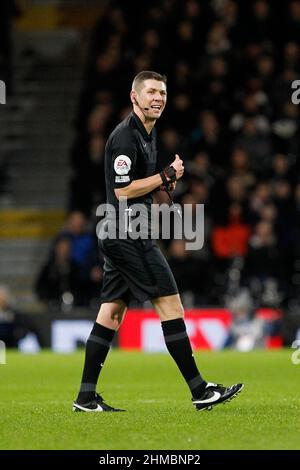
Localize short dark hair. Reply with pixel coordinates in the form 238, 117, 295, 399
132, 71, 167, 92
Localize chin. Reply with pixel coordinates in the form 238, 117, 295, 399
152, 111, 163, 118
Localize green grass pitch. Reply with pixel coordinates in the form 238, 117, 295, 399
0, 349, 299, 450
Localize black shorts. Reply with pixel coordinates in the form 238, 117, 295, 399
99, 237, 178, 305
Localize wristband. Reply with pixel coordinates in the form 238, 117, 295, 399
159, 165, 177, 187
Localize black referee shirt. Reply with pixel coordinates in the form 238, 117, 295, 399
104, 111, 157, 218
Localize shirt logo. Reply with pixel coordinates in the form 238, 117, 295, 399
115, 175, 130, 183
114, 155, 132, 175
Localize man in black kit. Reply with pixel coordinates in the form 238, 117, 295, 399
73, 71, 244, 412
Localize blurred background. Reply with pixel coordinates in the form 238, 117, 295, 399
0, 0, 300, 353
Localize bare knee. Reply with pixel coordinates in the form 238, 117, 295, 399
152, 294, 184, 322
96, 300, 127, 330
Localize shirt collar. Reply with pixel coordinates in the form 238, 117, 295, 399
131, 111, 153, 142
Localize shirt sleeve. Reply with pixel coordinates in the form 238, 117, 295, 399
111, 129, 137, 189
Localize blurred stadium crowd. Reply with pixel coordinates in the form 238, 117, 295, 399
46, 0, 299, 312
2, 0, 300, 317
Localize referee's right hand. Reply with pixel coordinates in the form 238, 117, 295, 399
171, 154, 184, 180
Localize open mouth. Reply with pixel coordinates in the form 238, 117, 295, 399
151, 105, 162, 110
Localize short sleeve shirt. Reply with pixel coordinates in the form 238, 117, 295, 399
104, 111, 157, 215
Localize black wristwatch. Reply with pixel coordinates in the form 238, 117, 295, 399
160, 165, 177, 187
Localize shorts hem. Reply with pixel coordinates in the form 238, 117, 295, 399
100, 289, 179, 306
149, 290, 179, 300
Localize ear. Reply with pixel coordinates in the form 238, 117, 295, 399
130, 90, 137, 105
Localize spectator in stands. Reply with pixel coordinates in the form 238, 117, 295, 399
170, 60, 194, 96
169, 92, 194, 134
229, 148, 256, 190
272, 178, 294, 252
272, 100, 300, 155
224, 289, 266, 351
287, 0, 300, 42
293, 182, 300, 248
0, 286, 21, 347
229, 93, 271, 135
185, 151, 216, 188
289, 183, 300, 299
204, 162, 249, 223
242, 220, 285, 306
181, 191, 213, 262
200, 56, 232, 120
266, 153, 294, 183
205, 21, 231, 55
190, 111, 225, 166
248, 181, 273, 223
248, 0, 275, 44
167, 239, 213, 306
158, 128, 182, 167
175, 20, 196, 63
58, 211, 98, 269
37, 212, 102, 307
258, 202, 278, 225
233, 117, 272, 172
283, 41, 300, 72
35, 237, 80, 307
272, 67, 297, 116
212, 202, 251, 260
58, 211, 102, 305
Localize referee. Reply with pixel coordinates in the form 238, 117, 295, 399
73, 71, 244, 412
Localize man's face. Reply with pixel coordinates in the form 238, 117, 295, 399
134, 79, 167, 119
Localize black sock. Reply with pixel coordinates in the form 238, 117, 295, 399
77, 322, 115, 404
161, 318, 207, 398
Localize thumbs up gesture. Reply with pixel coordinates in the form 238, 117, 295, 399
170, 154, 184, 179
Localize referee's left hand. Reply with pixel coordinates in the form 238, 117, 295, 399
170, 154, 184, 180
